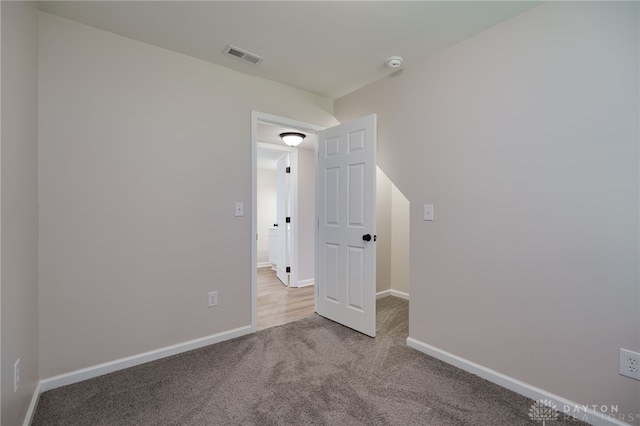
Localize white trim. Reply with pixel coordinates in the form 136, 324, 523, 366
257, 141, 293, 153
314, 132, 319, 314
376, 289, 409, 300
22, 380, 41, 426
390, 290, 409, 300
292, 278, 314, 288
257, 262, 272, 269
40, 326, 252, 392
251, 111, 258, 333
376, 290, 391, 299
254, 112, 325, 134
289, 150, 299, 289
406, 338, 632, 426
251, 111, 324, 333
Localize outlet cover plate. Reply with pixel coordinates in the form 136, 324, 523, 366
619, 348, 640, 380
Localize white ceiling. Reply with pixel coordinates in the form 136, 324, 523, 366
38, 1, 539, 99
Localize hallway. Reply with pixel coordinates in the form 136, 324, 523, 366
257, 267, 315, 330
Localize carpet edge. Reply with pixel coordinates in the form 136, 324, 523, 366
40, 325, 253, 393
406, 337, 631, 426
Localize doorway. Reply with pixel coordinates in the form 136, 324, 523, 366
251, 112, 324, 331
251, 112, 409, 331
256, 143, 293, 285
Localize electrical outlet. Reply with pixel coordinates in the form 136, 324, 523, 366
14, 359, 20, 393
619, 348, 640, 380
208, 291, 218, 308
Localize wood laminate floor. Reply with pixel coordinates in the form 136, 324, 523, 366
257, 267, 315, 330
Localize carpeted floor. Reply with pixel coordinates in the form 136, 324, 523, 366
32, 297, 586, 425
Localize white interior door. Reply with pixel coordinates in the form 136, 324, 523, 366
316, 114, 377, 337
276, 153, 290, 286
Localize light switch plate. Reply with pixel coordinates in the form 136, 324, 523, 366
235, 202, 244, 217
424, 204, 434, 221
208, 291, 218, 308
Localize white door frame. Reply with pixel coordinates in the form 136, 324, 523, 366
251, 111, 325, 332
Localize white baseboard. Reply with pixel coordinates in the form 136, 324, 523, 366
23, 380, 41, 426
40, 325, 253, 392
376, 289, 409, 300
292, 279, 314, 288
376, 290, 391, 299
390, 289, 409, 300
406, 338, 631, 426
257, 262, 272, 268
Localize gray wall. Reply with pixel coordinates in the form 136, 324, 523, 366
390, 185, 409, 295
377, 168, 410, 296
296, 148, 316, 284
336, 1, 640, 420
257, 168, 276, 264
1, 2, 40, 425
38, 12, 334, 379
376, 168, 392, 293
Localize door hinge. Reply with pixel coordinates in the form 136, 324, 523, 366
286, 166, 291, 173
286, 266, 291, 273
286, 217, 291, 223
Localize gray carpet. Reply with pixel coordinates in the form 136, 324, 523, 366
32, 297, 586, 425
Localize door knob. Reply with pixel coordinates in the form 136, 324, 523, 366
362, 234, 372, 241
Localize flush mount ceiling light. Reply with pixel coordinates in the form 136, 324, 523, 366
280, 132, 306, 147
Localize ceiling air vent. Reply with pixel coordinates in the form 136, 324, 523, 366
223, 45, 264, 65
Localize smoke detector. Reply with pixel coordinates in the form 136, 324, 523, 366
386, 56, 403, 69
